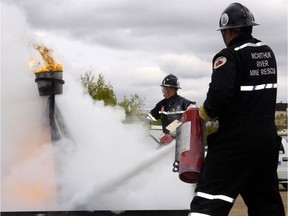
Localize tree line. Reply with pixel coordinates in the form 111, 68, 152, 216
80, 70, 145, 123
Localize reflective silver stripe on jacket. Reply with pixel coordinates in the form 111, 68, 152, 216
196, 192, 235, 203
146, 113, 156, 122
234, 42, 266, 51
188, 213, 210, 216
241, 83, 277, 91
159, 110, 185, 115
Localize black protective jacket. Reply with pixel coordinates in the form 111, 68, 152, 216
203, 34, 277, 124
190, 34, 285, 216
149, 94, 192, 134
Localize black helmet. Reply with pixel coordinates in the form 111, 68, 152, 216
218, 3, 259, 30
160, 74, 181, 89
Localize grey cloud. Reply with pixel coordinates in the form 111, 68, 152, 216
13, 0, 221, 52
157, 54, 211, 79
3, 0, 287, 107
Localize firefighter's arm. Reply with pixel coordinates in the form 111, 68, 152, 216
144, 113, 157, 125
199, 100, 219, 121
203, 53, 237, 118
199, 106, 212, 121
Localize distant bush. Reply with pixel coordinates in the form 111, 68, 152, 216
80, 70, 145, 123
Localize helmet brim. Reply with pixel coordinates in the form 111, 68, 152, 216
217, 22, 259, 31
160, 84, 181, 89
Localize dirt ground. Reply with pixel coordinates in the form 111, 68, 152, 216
229, 185, 287, 216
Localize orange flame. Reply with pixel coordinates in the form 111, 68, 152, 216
33, 43, 63, 73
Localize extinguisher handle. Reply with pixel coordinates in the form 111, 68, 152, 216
172, 160, 179, 172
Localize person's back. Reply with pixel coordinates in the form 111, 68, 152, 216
213, 36, 277, 123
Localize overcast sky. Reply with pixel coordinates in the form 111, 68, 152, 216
2, 0, 287, 108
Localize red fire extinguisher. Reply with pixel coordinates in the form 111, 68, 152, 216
178, 107, 205, 183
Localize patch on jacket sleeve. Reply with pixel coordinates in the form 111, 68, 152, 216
213, 56, 227, 69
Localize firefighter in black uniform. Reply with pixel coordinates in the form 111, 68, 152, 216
189, 3, 285, 216
145, 74, 192, 144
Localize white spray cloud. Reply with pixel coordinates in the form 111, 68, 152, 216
1, 2, 194, 212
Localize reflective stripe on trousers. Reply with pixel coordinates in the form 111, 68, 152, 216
196, 192, 235, 203
188, 213, 210, 216
189, 192, 235, 216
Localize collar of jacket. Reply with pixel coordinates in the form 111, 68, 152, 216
227, 34, 253, 47
165, 94, 180, 103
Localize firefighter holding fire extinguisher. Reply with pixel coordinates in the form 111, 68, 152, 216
145, 74, 192, 145
189, 3, 285, 216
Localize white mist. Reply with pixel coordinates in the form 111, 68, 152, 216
1, 2, 194, 212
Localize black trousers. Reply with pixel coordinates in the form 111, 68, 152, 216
190, 120, 285, 216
